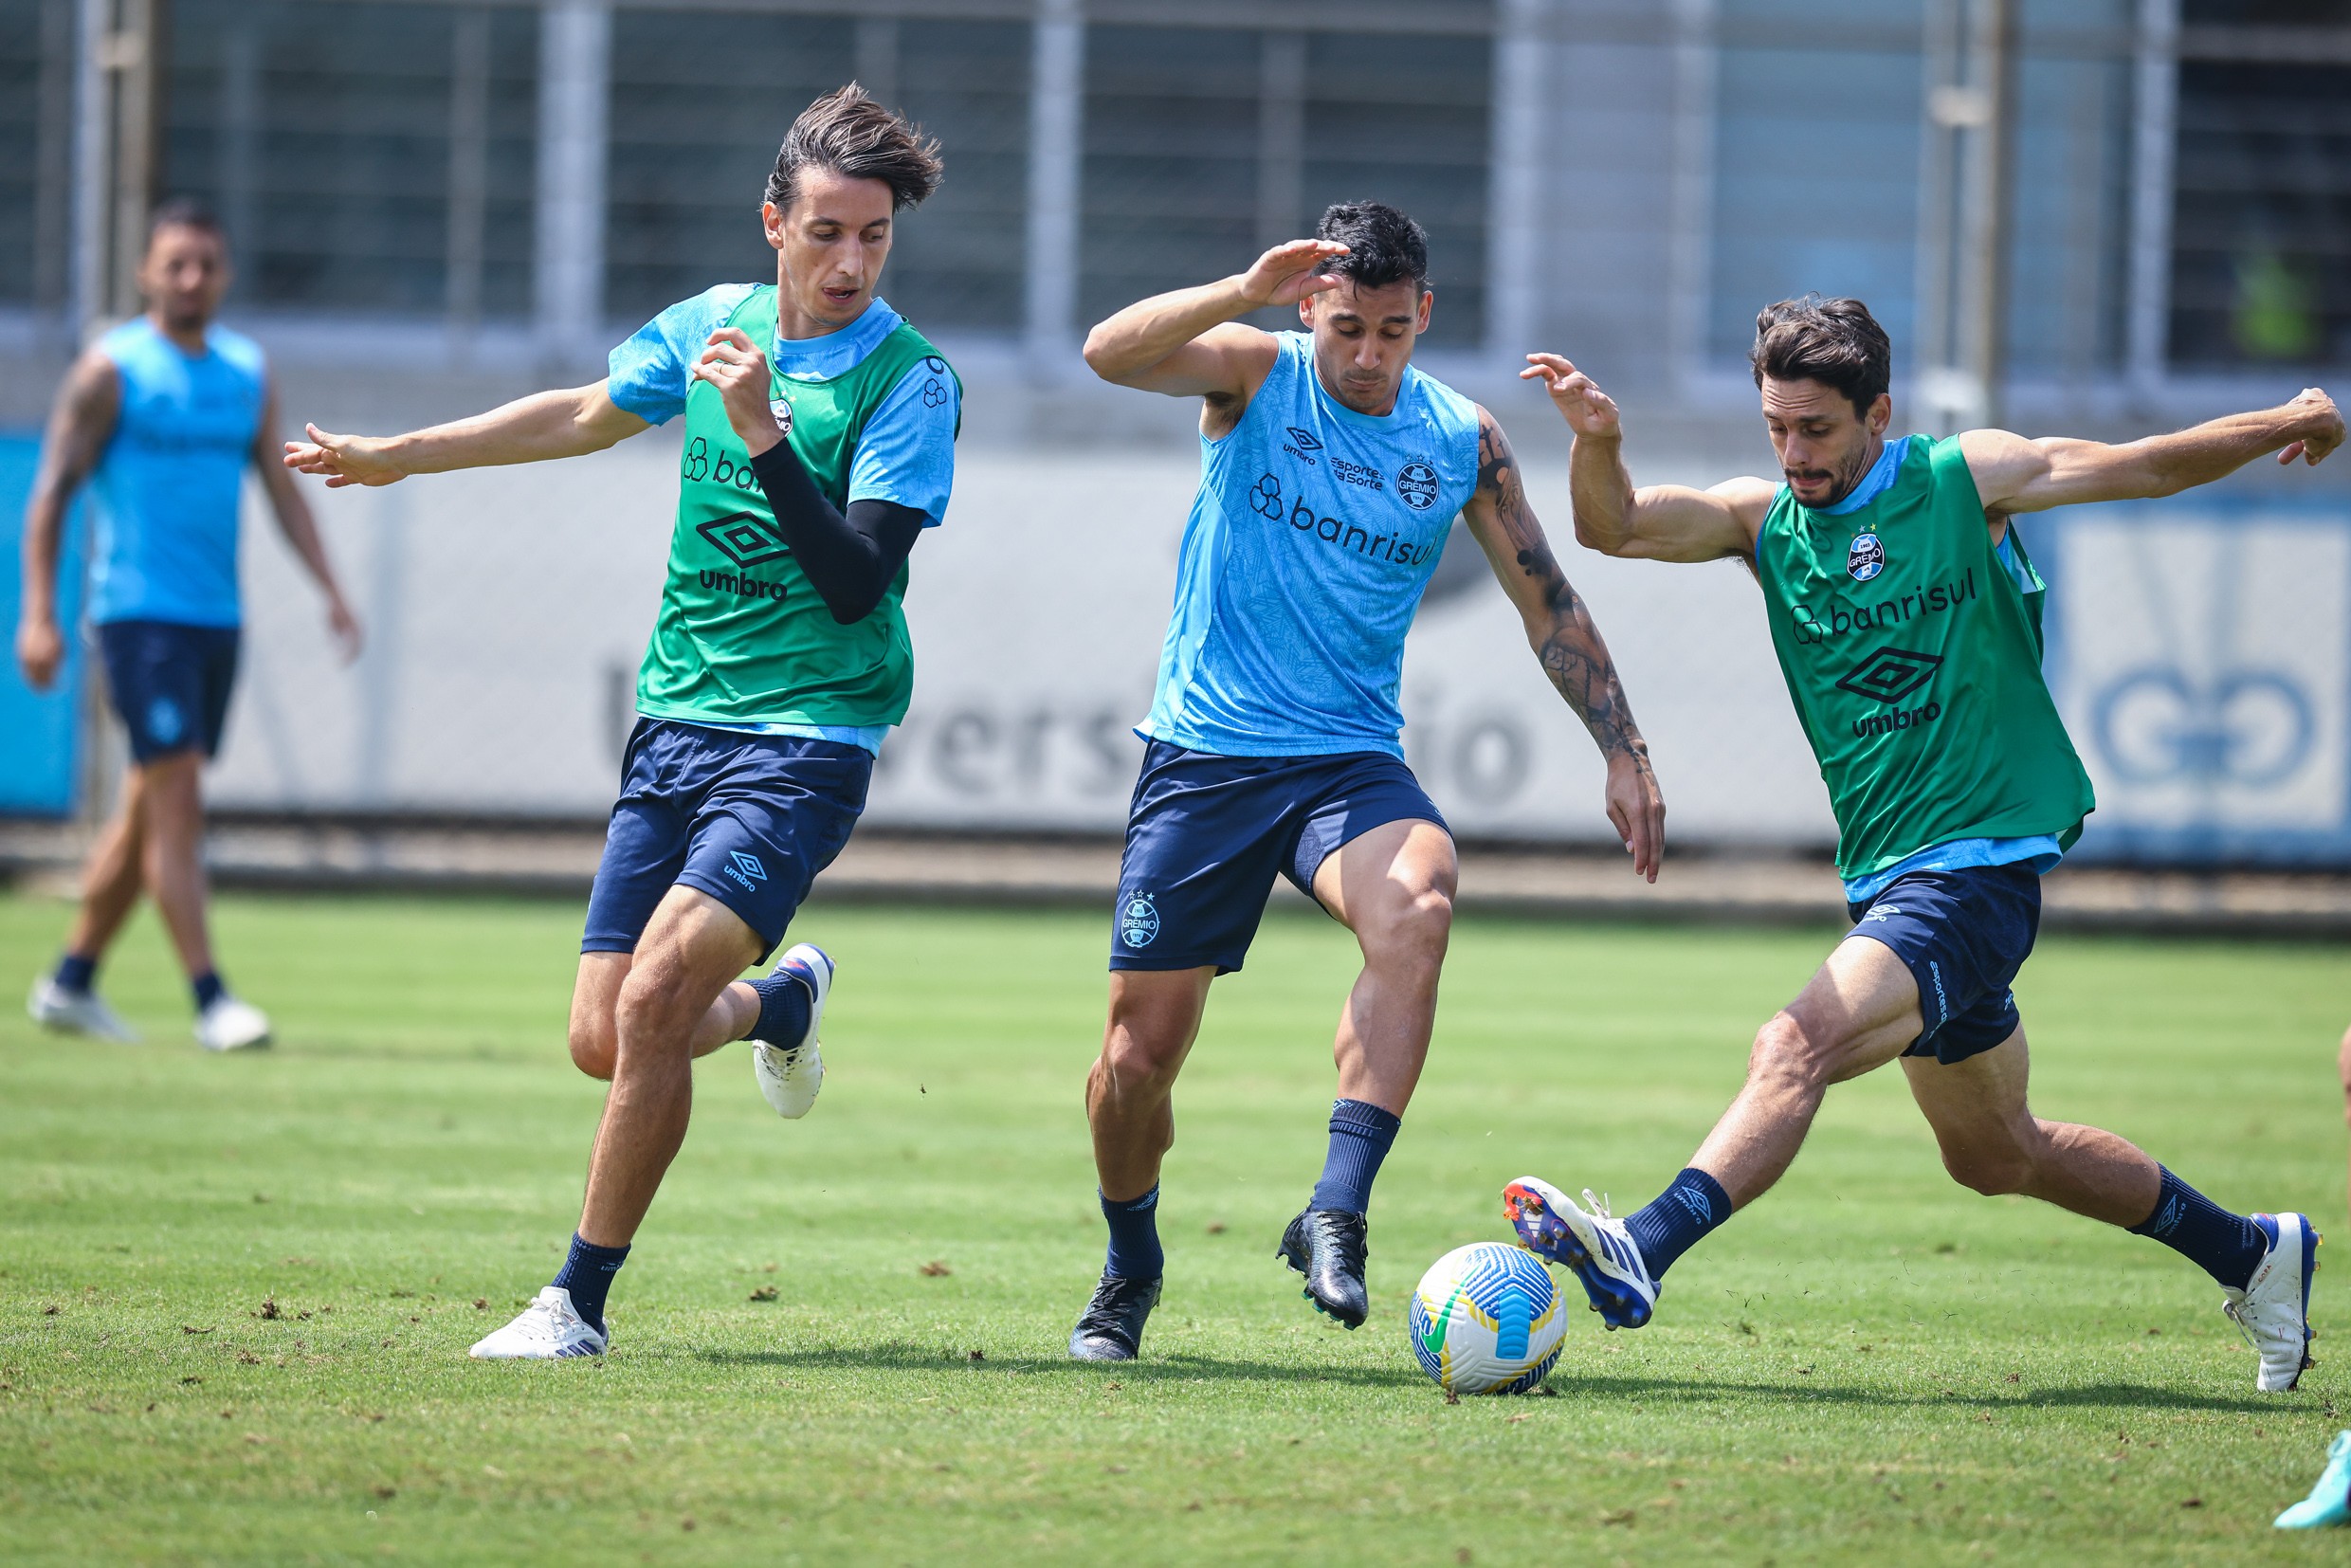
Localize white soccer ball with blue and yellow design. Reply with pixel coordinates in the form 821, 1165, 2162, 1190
1408, 1241, 1565, 1395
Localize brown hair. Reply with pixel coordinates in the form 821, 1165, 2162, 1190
765, 84, 943, 213
1750, 295, 1891, 417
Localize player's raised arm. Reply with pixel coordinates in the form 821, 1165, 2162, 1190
282, 381, 648, 489
1461, 407, 1667, 882
1081, 239, 1348, 407
1959, 387, 2342, 517
1522, 353, 1774, 563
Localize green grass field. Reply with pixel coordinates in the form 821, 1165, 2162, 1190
3, 888, 2349, 1566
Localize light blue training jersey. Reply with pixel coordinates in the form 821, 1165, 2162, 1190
1819, 435, 2063, 903
1139, 332, 1483, 758
87, 317, 267, 628
606, 289, 960, 755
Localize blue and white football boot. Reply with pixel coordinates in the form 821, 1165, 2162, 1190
751, 943, 832, 1120
2276, 1431, 2351, 1528
467, 1286, 608, 1360
2225, 1211, 2319, 1393
1504, 1176, 1658, 1330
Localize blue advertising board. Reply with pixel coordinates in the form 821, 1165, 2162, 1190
2041, 494, 2351, 866
0, 432, 84, 817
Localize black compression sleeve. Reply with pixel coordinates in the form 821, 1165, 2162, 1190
746, 440, 929, 624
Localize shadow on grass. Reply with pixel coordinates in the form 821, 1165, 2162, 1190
689, 1341, 1425, 1389
1546, 1371, 2279, 1414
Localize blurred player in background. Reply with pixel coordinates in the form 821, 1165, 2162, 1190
284, 86, 958, 1359
1507, 296, 2344, 1393
18, 199, 360, 1053
1066, 203, 1666, 1361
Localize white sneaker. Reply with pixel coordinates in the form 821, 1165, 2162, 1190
750, 943, 832, 1120
2225, 1212, 2319, 1393
192, 994, 271, 1052
467, 1285, 608, 1360
27, 978, 139, 1043
1504, 1175, 1661, 1329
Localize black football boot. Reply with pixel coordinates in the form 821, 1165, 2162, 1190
1278, 1208, 1370, 1328
1067, 1270, 1162, 1361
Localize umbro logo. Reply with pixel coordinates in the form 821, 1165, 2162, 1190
1285, 427, 1322, 451
723, 850, 769, 891
698, 511, 792, 570
1834, 646, 1942, 705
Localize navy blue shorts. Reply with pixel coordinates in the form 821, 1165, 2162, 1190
96, 619, 240, 763
1111, 739, 1448, 974
582, 719, 871, 964
1846, 862, 2041, 1065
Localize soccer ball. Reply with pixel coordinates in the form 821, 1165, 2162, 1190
1408, 1241, 1565, 1395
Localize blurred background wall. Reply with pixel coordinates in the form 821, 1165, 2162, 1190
1, 0, 2347, 863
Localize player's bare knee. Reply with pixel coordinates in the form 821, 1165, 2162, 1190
1747, 1013, 1832, 1094
2337, 1025, 2351, 1104
1942, 1146, 2031, 1198
1098, 1028, 1184, 1101
1364, 887, 1451, 973
569, 1019, 616, 1081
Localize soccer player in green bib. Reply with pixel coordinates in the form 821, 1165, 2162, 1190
283, 88, 957, 1359
1501, 296, 2343, 1393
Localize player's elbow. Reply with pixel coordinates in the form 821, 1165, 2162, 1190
1080, 326, 1126, 382
1572, 515, 1631, 556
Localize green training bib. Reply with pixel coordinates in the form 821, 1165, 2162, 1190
1755, 434, 2095, 883
634, 285, 959, 730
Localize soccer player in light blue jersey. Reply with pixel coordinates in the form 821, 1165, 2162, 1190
18, 200, 360, 1053
1065, 203, 1668, 1359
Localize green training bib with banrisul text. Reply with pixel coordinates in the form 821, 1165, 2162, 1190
1755, 433, 2094, 883
634, 285, 959, 729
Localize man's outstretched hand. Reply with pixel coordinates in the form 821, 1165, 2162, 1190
283, 425, 404, 488
1522, 353, 1622, 440
2278, 387, 2343, 466
1236, 239, 1351, 311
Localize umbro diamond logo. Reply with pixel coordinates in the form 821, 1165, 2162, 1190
1285, 427, 1322, 451
1834, 646, 1942, 705
724, 851, 769, 891
698, 511, 793, 570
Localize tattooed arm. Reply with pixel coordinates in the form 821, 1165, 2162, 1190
1460, 406, 1667, 882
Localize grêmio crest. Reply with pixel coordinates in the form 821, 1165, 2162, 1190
1847, 531, 1886, 582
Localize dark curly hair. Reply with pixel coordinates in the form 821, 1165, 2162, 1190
1314, 201, 1430, 294
1750, 295, 1891, 417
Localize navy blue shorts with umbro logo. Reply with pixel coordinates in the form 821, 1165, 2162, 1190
583, 719, 870, 964
1111, 739, 1449, 975
1847, 862, 2042, 1064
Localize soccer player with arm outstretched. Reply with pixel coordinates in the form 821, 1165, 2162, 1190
1065, 202, 1665, 1361
1502, 296, 2342, 1394
285, 87, 960, 1360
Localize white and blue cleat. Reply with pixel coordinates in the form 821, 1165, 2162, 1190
2277, 1431, 2351, 1528
751, 942, 833, 1120
2226, 1211, 2320, 1394
467, 1286, 608, 1360
1503, 1176, 1658, 1330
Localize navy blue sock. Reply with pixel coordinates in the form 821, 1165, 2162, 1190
551, 1233, 630, 1333
1310, 1099, 1401, 1214
2130, 1166, 2269, 1288
1101, 1187, 1163, 1280
747, 967, 811, 1047
1624, 1167, 1734, 1281
191, 971, 227, 1012
54, 955, 97, 994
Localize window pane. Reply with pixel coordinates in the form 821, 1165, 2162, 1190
2169, 57, 2351, 369
0, 0, 44, 303
164, 1, 538, 316
1303, 31, 1489, 348
1079, 25, 1260, 332
886, 20, 1030, 333
605, 10, 853, 328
